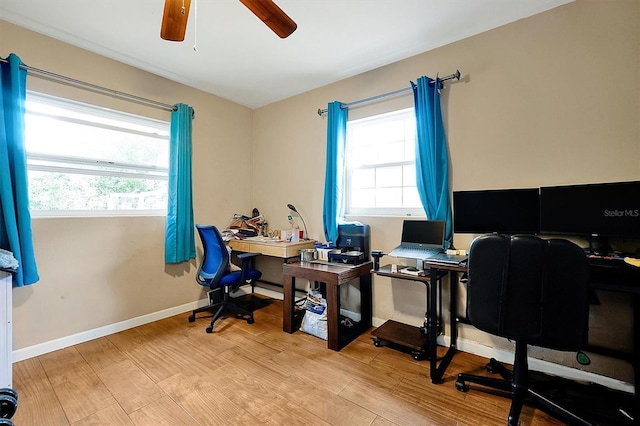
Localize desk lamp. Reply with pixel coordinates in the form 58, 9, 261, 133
287, 204, 308, 240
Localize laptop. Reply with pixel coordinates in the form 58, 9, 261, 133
389, 219, 468, 265
389, 220, 446, 260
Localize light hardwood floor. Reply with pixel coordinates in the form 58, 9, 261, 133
11, 295, 564, 425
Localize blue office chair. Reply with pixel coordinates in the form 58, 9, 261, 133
189, 225, 262, 333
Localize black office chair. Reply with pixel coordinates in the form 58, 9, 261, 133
189, 224, 262, 333
455, 234, 591, 426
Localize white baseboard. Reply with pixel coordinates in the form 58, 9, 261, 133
13, 286, 280, 363
236, 286, 285, 300
13, 284, 286, 363
12, 300, 204, 363
438, 335, 635, 394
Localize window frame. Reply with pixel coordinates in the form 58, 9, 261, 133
344, 108, 425, 218
24, 91, 170, 218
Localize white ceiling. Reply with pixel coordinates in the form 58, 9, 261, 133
0, 0, 572, 109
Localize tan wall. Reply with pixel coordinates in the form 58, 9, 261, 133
2, 0, 639, 383
251, 0, 639, 381
1, 21, 255, 349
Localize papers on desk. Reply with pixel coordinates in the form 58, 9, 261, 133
244, 236, 283, 243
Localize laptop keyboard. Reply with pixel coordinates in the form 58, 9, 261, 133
389, 247, 441, 259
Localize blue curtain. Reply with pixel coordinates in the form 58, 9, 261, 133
165, 103, 196, 263
0, 54, 39, 286
322, 101, 347, 245
412, 76, 453, 248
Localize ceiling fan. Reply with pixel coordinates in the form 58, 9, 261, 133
160, 0, 297, 42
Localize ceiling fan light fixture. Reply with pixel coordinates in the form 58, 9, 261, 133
161, 0, 192, 41
239, 0, 297, 38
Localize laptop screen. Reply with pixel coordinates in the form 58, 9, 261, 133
401, 220, 445, 247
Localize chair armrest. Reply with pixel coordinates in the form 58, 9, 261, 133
236, 251, 262, 288
238, 252, 261, 276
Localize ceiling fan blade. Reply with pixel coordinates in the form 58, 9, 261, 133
161, 0, 192, 41
239, 0, 297, 39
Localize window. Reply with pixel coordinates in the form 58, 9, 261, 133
24, 92, 170, 217
345, 108, 423, 216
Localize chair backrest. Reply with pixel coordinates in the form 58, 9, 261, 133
195, 225, 230, 288
467, 234, 590, 351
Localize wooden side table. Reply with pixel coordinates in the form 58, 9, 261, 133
282, 261, 373, 351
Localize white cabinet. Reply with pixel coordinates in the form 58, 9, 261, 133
0, 271, 11, 388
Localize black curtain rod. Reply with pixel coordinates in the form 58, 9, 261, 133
317, 70, 461, 116
0, 57, 177, 112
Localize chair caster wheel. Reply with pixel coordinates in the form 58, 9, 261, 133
412, 353, 422, 361
247, 317, 255, 324
486, 362, 496, 374
188, 314, 195, 323
455, 380, 469, 392
205, 326, 213, 333
372, 338, 381, 347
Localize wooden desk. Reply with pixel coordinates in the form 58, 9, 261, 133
374, 261, 466, 384
228, 238, 315, 261
587, 258, 640, 409
229, 239, 316, 291
282, 261, 373, 351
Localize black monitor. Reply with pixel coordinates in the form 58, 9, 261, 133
453, 188, 540, 234
539, 181, 640, 244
